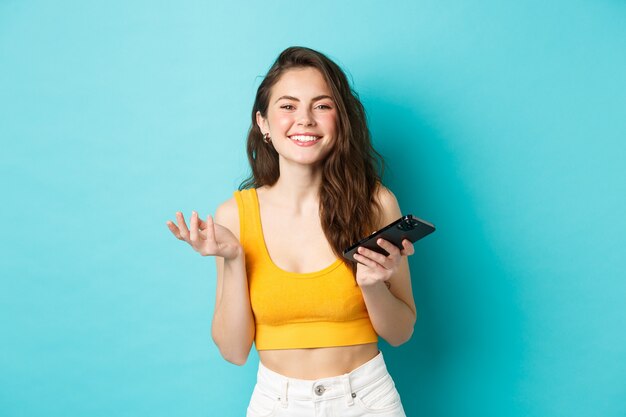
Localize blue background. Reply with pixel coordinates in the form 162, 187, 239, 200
1, 1, 625, 416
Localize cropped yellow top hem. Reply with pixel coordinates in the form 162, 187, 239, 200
255, 318, 378, 350
233, 188, 379, 351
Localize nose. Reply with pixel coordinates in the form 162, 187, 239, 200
297, 108, 315, 126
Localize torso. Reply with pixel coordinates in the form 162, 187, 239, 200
259, 343, 380, 379
255, 186, 379, 379
256, 186, 336, 274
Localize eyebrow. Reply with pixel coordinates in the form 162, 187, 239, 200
274, 95, 334, 104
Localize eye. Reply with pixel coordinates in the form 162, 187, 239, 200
315, 104, 333, 110
280, 104, 295, 110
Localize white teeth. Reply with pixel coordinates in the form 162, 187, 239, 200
290, 135, 320, 142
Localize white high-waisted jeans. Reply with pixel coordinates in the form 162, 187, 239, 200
246, 351, 407, 417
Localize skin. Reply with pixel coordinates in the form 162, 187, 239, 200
166, 67, 417, 379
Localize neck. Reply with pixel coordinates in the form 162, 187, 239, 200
268, 160, 323, 211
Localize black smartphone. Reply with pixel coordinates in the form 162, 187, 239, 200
342, 214, 436, 261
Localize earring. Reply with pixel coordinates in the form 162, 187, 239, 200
263, 133, 271, 143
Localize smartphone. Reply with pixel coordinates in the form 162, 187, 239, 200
342, 214, 436, 261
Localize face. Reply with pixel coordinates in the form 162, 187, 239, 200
256, 67, 338, 167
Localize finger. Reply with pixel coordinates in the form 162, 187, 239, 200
401, 239, 415, 256
190, 211, 198, 242
353, 253, 382, 269
357, 247, 389, 268
165, 220, 183, 240
376, 238, 401, 257
196, 216, 208, 240
205, 214, 216, 243
176, 212, 190, 240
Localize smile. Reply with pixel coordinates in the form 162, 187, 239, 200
289, 135, 321, 142
288, 135, 322, 147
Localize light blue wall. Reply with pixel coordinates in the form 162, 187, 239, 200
1, 1, 624, 416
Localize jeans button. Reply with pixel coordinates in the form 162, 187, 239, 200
314, 385, 326, 396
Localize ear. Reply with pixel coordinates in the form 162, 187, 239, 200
256, 111, 268, 135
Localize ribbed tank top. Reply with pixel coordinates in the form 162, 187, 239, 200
233, 188, 378, 350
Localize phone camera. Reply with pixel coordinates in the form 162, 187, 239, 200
398, 220, 415, 231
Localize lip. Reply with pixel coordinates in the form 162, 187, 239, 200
288, 132, 322, 138
288, 134, 322, 147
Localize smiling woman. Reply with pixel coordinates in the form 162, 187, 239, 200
256, 67, 337, 162
166, 47, 416, 417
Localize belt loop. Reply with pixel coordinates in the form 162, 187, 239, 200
341, 375, 355, 406
280, 379, 288, 407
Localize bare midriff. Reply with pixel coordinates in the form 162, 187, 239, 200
258, 342, 379, 379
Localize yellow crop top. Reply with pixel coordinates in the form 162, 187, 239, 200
233, 188, 378, 350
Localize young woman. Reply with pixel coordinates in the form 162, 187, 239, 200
167, 46, 416, 417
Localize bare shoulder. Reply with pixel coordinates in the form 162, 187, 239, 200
374, 184, 402, 227
214, 196, 241, 240
374, 184, 398, 207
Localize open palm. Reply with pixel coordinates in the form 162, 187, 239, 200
166, 211, 241, 259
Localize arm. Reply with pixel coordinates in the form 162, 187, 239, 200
354, 187, 417, 346
166, 199, 255, 365
210, 199, 255, 365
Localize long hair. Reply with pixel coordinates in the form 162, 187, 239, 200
239, 46, 385, 270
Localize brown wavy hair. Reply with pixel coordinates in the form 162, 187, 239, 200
239, 46, 385, 270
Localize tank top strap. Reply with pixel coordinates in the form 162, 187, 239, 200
233, 188, 262, 248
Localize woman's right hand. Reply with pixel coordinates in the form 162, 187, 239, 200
166, 211, 241, 260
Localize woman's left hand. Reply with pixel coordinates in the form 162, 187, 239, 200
354, 238, 415, 288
